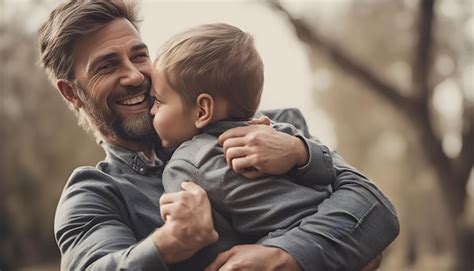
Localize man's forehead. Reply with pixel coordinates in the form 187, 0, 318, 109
73, 19, 146, 64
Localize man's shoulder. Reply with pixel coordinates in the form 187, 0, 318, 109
62, 165, 117, 194
256, 107, 311, 138
56, 164, 132, 221
54, 165, 130, 239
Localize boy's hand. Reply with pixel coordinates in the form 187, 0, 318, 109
205, 244, 301, 271
218, 124, 308, 179
154, 182, 218, 263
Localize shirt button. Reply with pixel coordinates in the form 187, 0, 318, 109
139, 168, 145, 173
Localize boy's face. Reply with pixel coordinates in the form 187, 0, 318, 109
150, 71, 199, 148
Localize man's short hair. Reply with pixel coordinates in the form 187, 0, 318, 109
38, 0, 140, 82
154, 23, 264, 120
38, 0, 141, 136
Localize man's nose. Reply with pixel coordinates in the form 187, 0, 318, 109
120, 61, 144, 86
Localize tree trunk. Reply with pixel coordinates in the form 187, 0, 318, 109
267, 0, 474, 269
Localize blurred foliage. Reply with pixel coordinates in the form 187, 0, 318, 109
0, 2, 103, 269
0, 0, 472, 270
269, 0, 473, 270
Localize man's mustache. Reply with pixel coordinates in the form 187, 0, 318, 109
115, 76, 151, 100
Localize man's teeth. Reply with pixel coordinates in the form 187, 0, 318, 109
118, 95, 146, 105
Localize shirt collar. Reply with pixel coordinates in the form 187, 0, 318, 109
100, 141, 164, 175
202, 120, 248, 136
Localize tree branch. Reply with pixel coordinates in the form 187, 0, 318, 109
413, 0, 435, 98
268, 0, 470, 216
457, 102, 474, 186
267, 0, 417, 115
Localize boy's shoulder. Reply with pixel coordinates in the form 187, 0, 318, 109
169, 133, 223, 166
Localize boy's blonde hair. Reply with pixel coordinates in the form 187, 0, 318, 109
154, 23, 264, 120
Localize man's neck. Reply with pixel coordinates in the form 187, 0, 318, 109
104, 136, 153, 159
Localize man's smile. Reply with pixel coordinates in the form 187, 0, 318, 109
116, 94, 147, 106
113, 92, 150, 113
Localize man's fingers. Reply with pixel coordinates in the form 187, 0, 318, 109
225, 146, 250, 165
360, 254, 383, 271
159, 192, 181, 205
205, 249, 234, 271
218, 126, 254, 145
221, 137, 247, 157
247, 116, 271, 125
231, 156, 257, 173
181, 181, 206, 196
160, 204, 174, 222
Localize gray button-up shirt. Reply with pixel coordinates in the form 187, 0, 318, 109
54, 108, 399, 270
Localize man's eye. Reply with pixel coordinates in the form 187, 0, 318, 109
97, 63, 115, 73
133, 53, 149, 62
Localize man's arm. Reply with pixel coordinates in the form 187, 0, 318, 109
213, 108, 399, 270
259, 150, 399, 270
219, 122, 335, 186
55, 168, 216, 270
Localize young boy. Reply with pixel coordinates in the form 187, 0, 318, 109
150, 23, 334, 269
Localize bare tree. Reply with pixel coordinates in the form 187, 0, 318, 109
267, 0, 473, 269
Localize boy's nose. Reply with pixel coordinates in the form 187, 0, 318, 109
150, 102, 157, 115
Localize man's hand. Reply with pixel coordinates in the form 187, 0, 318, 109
205, 244, 302, 271
218, 124, 308, 179
154, 182, 218, 263
360, 254, 382, 271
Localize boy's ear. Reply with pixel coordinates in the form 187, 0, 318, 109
194, 93, 214, 129
57, 79, 83, 110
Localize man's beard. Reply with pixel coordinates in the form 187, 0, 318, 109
74, 78, 155, 142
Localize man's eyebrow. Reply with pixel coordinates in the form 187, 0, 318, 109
89, 52, 119, 71
131, 43, 148, 52
88, 43, 148, 72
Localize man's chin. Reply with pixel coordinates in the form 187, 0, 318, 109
111, 113, 155, 141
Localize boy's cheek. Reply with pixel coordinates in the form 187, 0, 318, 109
152, 116, 160, 132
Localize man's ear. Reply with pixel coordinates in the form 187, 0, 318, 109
57, 79, 83, 109
194, 93, 214, 129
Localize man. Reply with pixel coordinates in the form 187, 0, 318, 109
39, 1, 399, 270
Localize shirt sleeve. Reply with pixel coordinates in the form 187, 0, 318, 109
270, 120, 336, 186
162, 159, 223, 208
220, 170, 326, 237
258, 151, 400, 271
162, 159, 196, 193
256, 108, 399, 270
54, 168, 169, 271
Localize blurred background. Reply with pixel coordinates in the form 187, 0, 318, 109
1, 0, 473, 270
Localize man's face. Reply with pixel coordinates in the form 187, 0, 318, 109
72, 18, 154, 141
150, 72, 199, 148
